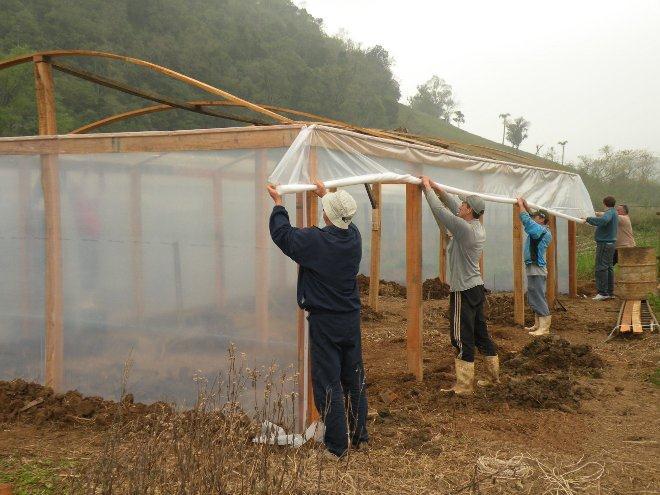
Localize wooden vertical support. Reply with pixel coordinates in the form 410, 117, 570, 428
306, 147, 318, 227
130, 169, 144, 322
34, 56, 57, 135
405, 184, 423, 381
512, 204, 525, 326
41, 154, 63, 391
368, 184, 382, 310
255, 150, 269, 340
478, 216, 485, 277
304, 148, 320, 424
295, 192, 306, 430
568, 220, 578, 297
212, 172, 225, 309
35, 55, 63, 391
439, 229, 447, 283
546, 216, 557, 308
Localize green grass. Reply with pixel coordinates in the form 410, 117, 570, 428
0, 457, 74, 495
577, 227, 659, 282
395, 104, 564, 170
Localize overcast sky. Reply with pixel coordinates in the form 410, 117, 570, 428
294, 0, 659, 163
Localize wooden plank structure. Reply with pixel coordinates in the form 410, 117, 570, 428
0, 49, 586, 425
512, 204, 525, 325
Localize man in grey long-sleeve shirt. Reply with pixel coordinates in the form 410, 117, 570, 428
420, 176, 499, 396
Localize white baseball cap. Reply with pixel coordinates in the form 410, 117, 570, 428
321, 190, 357, 229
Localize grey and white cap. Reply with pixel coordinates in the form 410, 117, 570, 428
321, 189, 357, 229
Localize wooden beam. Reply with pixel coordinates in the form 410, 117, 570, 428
41, 154, 63, 391
33, 56, 57, 135
0, 125, 302, 155
512, 204, 524, 326
568, 220, 578, 297
255, 150, 270, 341
368, 184, 382, 310
546, 215, 557, 307
405, 184, 423, 381
620, 301, 633, 333
212, 172, 225, 309
130, 169, 144, 322
439, 229, 448, 283
631, 301, 643, 334
295, 192, 306, 430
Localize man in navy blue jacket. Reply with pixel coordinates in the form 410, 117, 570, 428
585, 196, 619, 300
266, 181, 367, 458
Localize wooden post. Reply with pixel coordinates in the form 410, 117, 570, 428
478, 216, 485, 277
35, 55, 63, 391
254, 150, 269, 340
212, 172, 225, 308
568, 220, 578, 297
546, 216, 557, 307
405, 184, 423, 381
19, 167, 31, 335
368, 184, 382, 310
295, 192, 306, 430
512, 204, 524, 326
130, 169, 144, 322
34, 56, 57, 135
438, 230, 447, 283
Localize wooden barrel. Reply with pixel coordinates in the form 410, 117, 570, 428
616, 247, 657, 300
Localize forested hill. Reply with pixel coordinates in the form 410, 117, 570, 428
0, 0, 401, 135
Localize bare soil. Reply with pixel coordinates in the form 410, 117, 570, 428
1, 292, 658, 494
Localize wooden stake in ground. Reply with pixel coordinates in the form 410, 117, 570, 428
512, 204, 525, 326
568, 220, 578, 297
546, 215, 557, 308
368, 183, 382, 310
405, 184, 423, 381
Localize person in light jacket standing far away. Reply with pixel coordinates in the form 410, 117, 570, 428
516, 197, 553, 336
420, 176, 499, 396
613, 204, 635, 265
266, 181, 368, 459
584, 196, 618, 300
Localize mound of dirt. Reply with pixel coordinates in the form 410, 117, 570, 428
356, 274, 407, 298
485, 293, 515, 325
483, 373, 592, 410
504, 336, 605, 376
0, 379, 170, 426
422, 278, 450, 300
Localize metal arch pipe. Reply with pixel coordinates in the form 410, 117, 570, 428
0, 50, 293, 124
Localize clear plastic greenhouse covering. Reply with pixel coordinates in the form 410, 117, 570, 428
0, 123, 593, 427
270, 125, 594, 223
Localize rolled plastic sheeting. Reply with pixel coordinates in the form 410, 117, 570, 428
270, 125, 594, 223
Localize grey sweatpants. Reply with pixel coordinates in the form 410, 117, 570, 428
526, 275, 550, 316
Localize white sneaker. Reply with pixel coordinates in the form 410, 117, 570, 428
592, 294, 609, 301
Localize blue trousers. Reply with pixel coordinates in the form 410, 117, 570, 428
595, 242, 615, 296
308, 310, 368, 456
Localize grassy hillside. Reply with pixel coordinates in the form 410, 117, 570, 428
396, 103, 563, 170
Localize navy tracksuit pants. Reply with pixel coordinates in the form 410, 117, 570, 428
308, 310, 368, 456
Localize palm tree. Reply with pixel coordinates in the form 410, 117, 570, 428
557, 140, 568, 165
453, 110, 465, 128
498, 113, 510, 144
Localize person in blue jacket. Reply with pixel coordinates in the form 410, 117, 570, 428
584, 196, 618, 300
266, 180, 367, 459
517, 197, 553, 336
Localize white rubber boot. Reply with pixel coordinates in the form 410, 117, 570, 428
529, 315, 551, 336
477, 356, 500, 387
524, 314, 539, 332
440, 359, 474, 396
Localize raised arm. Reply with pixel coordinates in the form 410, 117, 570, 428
421, 177, 472, 239
586, 208, 613, 227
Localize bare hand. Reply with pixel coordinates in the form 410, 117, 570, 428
266, 184, 283, 206
314, 180, 327, 198
420, 176, 432, 190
